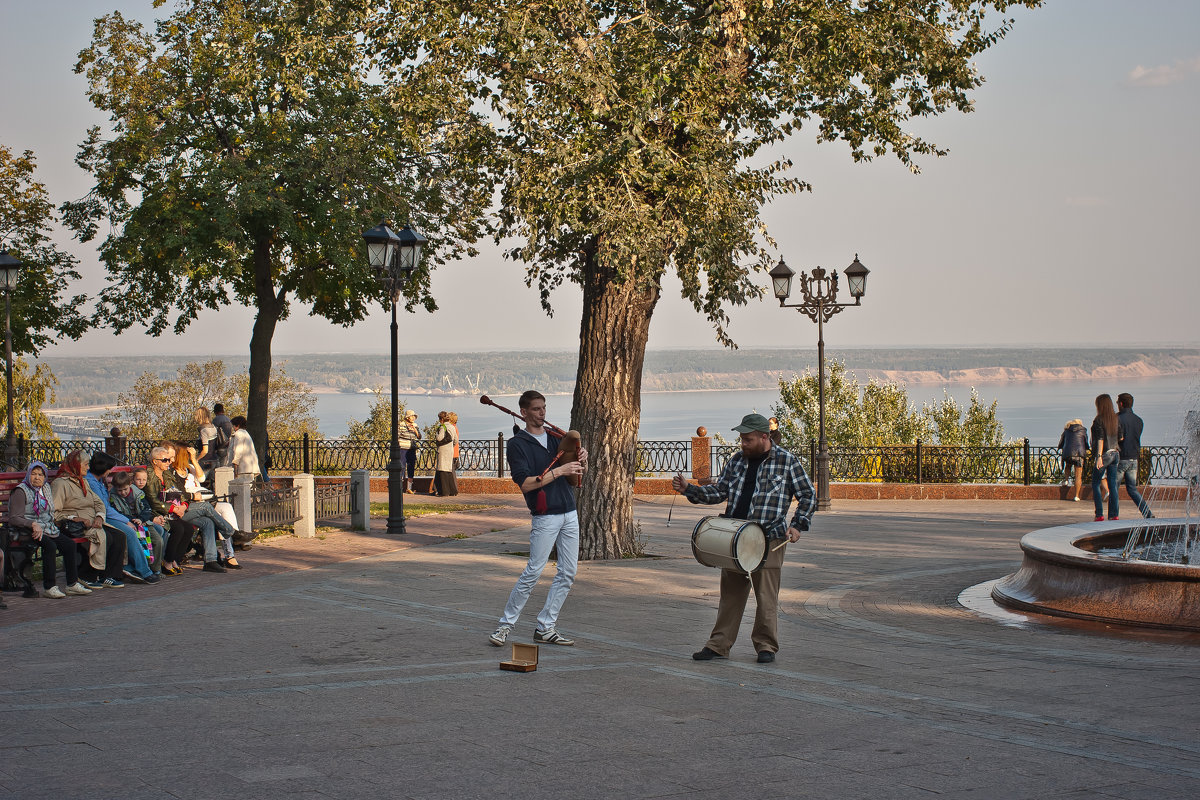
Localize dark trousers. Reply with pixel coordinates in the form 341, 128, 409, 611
405, 448, 417, 480
164, 520, 195, 562
80, 530, 126, 581
705, 542, 787, 656
39, 535, 80, 589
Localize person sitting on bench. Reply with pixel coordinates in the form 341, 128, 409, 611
51, 450, 127, 589
10, 461, 93, 599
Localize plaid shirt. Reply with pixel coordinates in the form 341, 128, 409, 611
683, 445, 816, 540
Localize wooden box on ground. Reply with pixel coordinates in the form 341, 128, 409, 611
500, 643, 539, 672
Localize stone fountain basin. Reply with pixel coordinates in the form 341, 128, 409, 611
992, 519, 1200, 631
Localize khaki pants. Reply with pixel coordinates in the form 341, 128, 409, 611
705, 541, 786, 656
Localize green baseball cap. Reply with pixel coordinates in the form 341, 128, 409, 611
732, 413, 771, 434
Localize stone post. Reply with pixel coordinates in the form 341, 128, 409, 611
293, 473, 316, 538
105, 427, 127, 463
213, 466, 235, 498
691, 426, 711, 484
350, 469, 371, 531
229, 475, 255, 533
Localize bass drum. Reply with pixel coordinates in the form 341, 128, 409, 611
691, 516, 767, 575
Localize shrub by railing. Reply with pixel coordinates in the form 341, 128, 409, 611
11, 435, 1189, 485
712, 440, 1190, 485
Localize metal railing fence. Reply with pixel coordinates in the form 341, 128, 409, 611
10, 435, 1190, 485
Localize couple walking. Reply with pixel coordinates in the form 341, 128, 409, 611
1081, 392, 1153, 522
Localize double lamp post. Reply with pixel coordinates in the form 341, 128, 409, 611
361, 221, 427, 535
768, 255, 870, 510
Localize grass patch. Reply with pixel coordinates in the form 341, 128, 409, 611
370, 502, 501, 518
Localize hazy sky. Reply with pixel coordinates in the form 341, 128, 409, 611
2, 0, 1198, 358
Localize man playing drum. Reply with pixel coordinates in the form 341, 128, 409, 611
489, 390, 588, 648
672, 413, 816, 663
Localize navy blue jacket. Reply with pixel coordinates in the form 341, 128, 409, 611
507, 429, 577, 515
1118, 409, 1144, 460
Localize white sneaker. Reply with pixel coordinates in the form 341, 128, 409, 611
489, 624, 512, 647
65, 582, 93, 596
534, 628, 575, 646
43, 586, 67, 599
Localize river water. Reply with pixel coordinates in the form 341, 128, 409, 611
314, 374, 1198, 445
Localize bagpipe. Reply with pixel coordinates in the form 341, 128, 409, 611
479, 395, 582, 487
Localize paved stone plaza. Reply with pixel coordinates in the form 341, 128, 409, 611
2, 498, 1197, 799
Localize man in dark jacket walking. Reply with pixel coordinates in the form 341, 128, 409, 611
488, 390, 588, 648
1116, 393, 1153, 518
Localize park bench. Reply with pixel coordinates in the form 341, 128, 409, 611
1, 464, 135, 597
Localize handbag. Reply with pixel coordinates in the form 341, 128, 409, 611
62, 519, 87, 536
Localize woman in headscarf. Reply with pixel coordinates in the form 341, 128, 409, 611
8, 461, 93, 599
50, 450, 126, 588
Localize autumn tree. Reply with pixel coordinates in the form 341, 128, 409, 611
109, 359, 320, 442
0, 358, 60, 441
64, 0, 492, 454
376, 0, 1042, 556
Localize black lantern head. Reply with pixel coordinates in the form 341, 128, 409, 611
392, 225, 428, 276
768, 258, 794, 303
361, 220, 402, 273
844, 255, 869, 299
0, 250, 23, 291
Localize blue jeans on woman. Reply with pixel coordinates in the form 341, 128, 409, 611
182, 503, 235, 562
1092, 459, 1119, 519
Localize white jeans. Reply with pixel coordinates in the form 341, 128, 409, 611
499, 510, 579, 632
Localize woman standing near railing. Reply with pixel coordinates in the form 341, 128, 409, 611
400, 410, 420, 494
432, 411, 459, 497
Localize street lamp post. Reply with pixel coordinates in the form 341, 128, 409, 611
768, 255, 870, 510
0, 250, 23, 468
361, 221, 427, 535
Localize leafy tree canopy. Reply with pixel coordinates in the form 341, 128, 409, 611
64, 0, 494, 446
0, 145, 89, 354
375, 0, 1039, 339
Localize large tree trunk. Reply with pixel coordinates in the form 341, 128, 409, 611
247, 233, 282, 457
571, 254, 660, 559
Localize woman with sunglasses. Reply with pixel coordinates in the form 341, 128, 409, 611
144, 446, 200, 575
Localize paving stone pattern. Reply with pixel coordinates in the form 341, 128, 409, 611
2, 497, 1197, 799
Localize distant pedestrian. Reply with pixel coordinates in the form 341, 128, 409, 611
432, 411, 458, 497
1116, 393, 1153, 518
225, 415, 261, 480
768, 416, 783, 447
211, 403, 233, 462
1091, 395, 1121, 522
400, 410, 419, 494
1057, 419, 1089, 501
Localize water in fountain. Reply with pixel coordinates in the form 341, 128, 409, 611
1115, 382, 1200, 565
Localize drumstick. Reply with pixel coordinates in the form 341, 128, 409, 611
771, 540, 788, 552
667, 473, 682, 526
